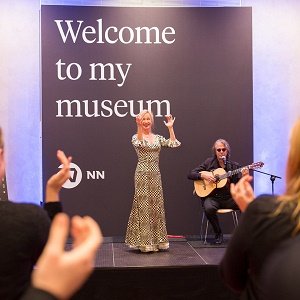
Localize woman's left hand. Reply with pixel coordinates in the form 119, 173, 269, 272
164, 114, 175, 128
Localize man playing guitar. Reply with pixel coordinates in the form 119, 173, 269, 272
188, 139, 248, 244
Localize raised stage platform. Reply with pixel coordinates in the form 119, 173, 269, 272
71, 236, 239, 300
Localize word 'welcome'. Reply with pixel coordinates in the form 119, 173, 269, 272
55, 19, 176, 44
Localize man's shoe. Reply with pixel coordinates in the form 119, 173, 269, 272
214, 233, 223, 244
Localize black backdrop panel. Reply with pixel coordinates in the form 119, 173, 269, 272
41, 6, 252, 236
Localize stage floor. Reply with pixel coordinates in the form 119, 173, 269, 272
93, 236, 227, 268
71, 236, 238, 300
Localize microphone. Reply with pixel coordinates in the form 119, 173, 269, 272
221, 156, 226, 165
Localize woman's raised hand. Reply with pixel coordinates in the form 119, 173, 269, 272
136, 115, 143, 126
164, 114, 175, 128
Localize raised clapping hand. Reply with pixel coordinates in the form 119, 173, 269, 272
31, 213, 103, 300
230, 174, 255, 212
163, 114, 175, 128
46, 150, 72, 202
136, 115, 143, 126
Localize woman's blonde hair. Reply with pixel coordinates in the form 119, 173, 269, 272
0, 127, 3, 149
275, 119, 300, 235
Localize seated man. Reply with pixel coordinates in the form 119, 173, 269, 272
188, 138, 246, 244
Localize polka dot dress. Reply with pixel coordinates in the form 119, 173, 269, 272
125, 134, 181, 252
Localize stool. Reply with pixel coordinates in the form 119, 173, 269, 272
200, 209, 239, 244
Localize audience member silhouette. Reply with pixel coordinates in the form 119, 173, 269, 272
220, 118, 300, 299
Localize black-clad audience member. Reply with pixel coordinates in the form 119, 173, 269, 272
188, 139, 246, 244
261, 234, 300, 300
220, 118, 300, 299
21, 212, 103, 300
0, 127, 69, 299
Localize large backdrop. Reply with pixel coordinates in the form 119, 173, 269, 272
41, 6, 253, 236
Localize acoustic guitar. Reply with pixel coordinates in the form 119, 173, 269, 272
193, 161, 264, 198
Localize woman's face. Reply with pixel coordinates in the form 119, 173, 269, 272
141, 112, 152, 131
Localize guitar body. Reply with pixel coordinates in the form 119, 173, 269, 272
194, 168, 228, 198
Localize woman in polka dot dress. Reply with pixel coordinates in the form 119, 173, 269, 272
125, 110, 181, 253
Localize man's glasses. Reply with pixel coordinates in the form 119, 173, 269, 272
216, 148, 227, 152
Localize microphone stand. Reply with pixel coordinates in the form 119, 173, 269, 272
253, 169, 282, 195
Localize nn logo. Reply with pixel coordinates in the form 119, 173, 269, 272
59, 162, 82, 189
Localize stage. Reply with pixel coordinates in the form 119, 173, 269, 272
71, 236, 239, 300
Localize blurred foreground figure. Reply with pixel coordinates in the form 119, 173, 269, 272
220, 118, 300, 299
21, 213, 103, 300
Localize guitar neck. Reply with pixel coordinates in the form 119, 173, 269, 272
219, 165, 250, 180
